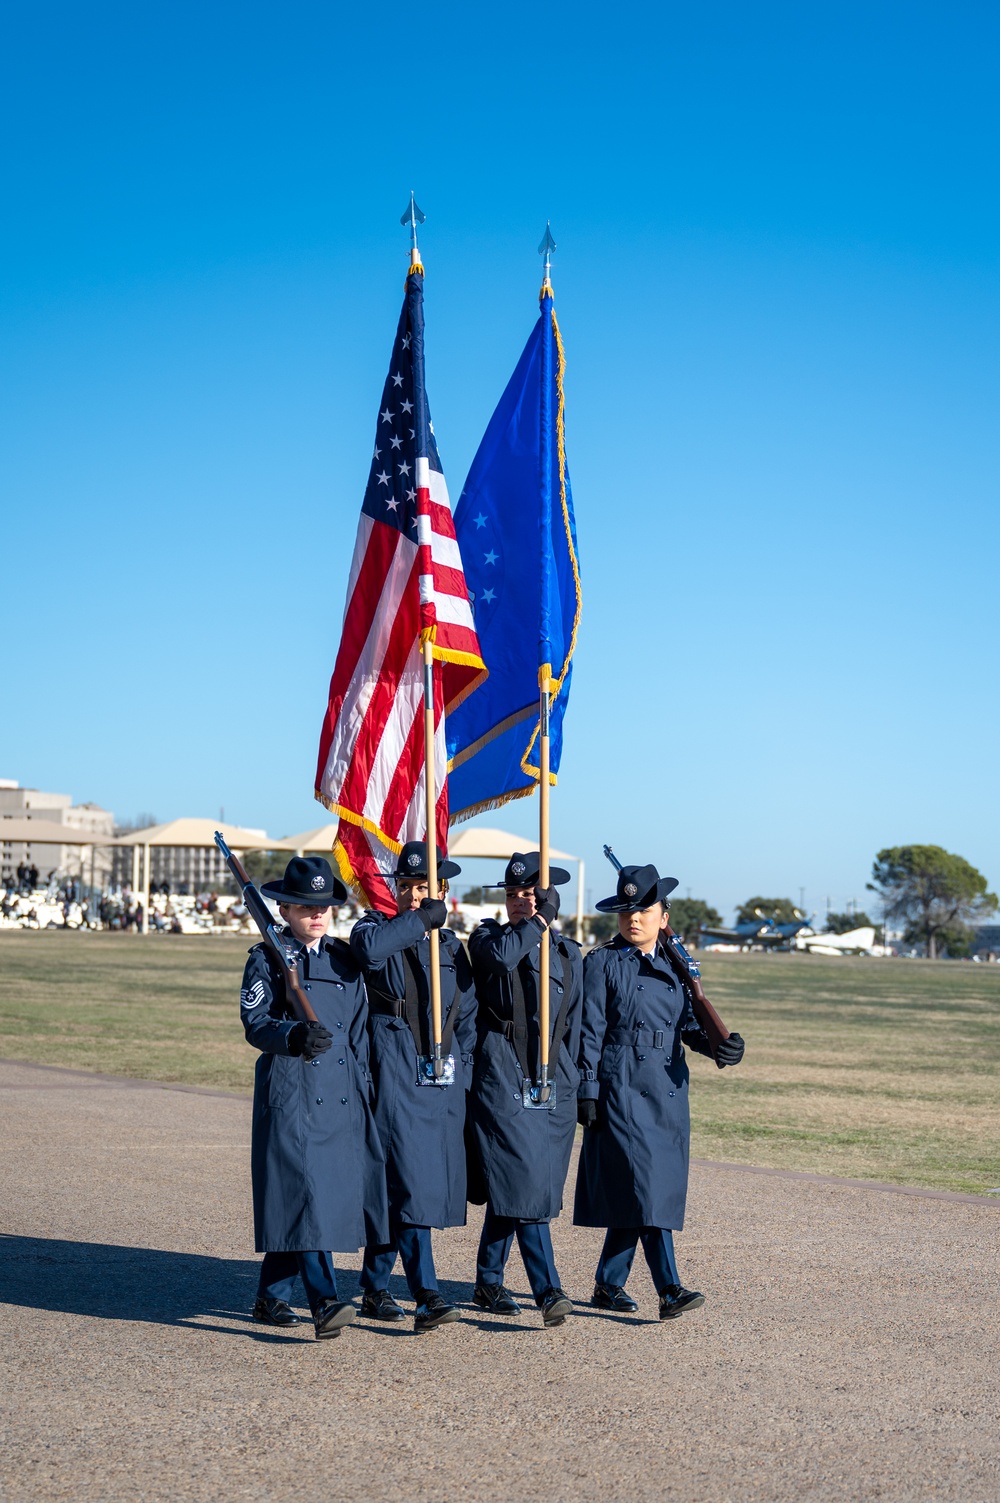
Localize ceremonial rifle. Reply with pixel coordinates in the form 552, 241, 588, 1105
602, 844, 730, 1063
214, 831, 319, 1026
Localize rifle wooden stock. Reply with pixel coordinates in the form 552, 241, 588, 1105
222, 845, 319, 1026
660, 926, 730, 1057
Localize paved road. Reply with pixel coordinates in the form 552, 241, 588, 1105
1, 1058, 998, 1503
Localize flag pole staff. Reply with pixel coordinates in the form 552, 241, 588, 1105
402, 191, 444, 1077
536, 222, 557, 1105
422, 635, 444, 1075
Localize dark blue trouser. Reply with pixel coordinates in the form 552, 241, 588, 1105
360, 1224, 437, 1298
257, 1251, 339, 1313
596, 1226, 680, 1294
476, 1205, 560, 1301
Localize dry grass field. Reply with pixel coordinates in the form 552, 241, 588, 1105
1, 931, 997, 1195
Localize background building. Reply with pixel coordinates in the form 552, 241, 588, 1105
0, 779, 115, 887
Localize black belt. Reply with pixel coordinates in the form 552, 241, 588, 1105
369, 999, 406, 1017
606, 1026, 666, 1050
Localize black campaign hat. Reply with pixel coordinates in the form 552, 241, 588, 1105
595, 863, 679, 913
261, 856, 348, 907
491, 851, 571, 889
391, 840, 461, 882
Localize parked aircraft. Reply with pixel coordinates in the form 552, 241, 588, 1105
795, 926, 877, 956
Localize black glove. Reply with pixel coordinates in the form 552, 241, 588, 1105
288, 1021, 333, 1060
418, 898, 448, 931
577, 1098, 598, 1129
715, 1032, 745, 1068
534, 885, 560, 925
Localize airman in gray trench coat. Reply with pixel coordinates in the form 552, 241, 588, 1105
467, 852, 583, 1328
574, 862, 745, 1320
350, 840, 478, 1333
241, 856, 389, 1340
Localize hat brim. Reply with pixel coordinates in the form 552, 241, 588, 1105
260, 878, 349, 906
594, 876, 679, 913
392, 859, 461, 882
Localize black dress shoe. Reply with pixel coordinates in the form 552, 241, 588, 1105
413, 1290, 460, 1333
360, 1288, 406, 1321
658, 1284, 706, 1320
314, 1300, 356, 1339
592, 1282, 639, 1313
472, 1283, 521, 1316
538, 1287, 573, 1327
252, 1297, 301, 1327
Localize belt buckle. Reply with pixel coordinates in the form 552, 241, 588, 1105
653, 1029, 665, 1050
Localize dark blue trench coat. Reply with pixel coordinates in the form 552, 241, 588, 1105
467, 916, 583, 1221
350, 910, 477, 1229
573, 937, 711, 1232
241, 935, 389, 1254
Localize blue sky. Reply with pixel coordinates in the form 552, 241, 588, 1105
2, 1, 997, 917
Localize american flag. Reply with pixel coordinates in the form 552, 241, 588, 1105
315, 269, 486, 911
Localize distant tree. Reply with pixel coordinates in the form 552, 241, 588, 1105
668, 898, 722, 945
825, 910, 873, 934
867, 845, 997, 961
735, 896, 800, 925
460, 886, 486, 906
242, 850, 293, 886
586, 913, 619, 945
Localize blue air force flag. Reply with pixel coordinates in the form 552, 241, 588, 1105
446, 289, 581, 823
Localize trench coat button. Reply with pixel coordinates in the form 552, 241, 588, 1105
337, 1021, 344, 1029
637, 985, 644, 991
305, 983, 312, 991
668, 1090, 675, 1097
341, 1097, 347, 1104
316, 1097, 323, 1104
311, 1058, 319, 1067
637, 1020, 645, 1028
637, 1053, 646, 1060
640, 1089, 648, 1097
338, 1058, 345, 1065
513, 1091, 520, 1099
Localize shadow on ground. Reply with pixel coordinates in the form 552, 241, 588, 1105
0, 1236, 633, 1337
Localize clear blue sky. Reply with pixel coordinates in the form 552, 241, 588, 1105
2, 1, 997, 917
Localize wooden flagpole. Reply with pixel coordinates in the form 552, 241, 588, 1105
422, 610, 444, 1076
536, 224, 557, 1105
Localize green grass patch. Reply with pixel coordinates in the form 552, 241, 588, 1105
1, 934, 998, 1194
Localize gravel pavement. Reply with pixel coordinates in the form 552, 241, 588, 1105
1, 1057, 998, 1503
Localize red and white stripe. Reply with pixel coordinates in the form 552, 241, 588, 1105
315, 460, 484, 911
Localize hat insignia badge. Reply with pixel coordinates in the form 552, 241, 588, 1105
407, 853, 421, 868
310, 875, 325, 891
511, 861, 526, 877
623, 882, 638, 897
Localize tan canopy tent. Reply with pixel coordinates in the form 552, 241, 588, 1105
275, 821, 584, 941
113, 819, 273, 934
0, 818, 115, 846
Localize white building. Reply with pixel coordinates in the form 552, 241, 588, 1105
0, 780, 115, 887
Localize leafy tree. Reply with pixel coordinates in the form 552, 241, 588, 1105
241, 850, 293, 885
586, 913, 619, 944
668, 898, 722, 945
826, 910, 873, 934
867, 845, 997, 960
459, 886, 486, 906
735, 896, 801, 925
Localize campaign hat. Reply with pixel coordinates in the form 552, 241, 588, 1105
261, 856, 348, 906
595, 863, 679, 913
491, 851, 571, 889
391, 840, 461, 882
